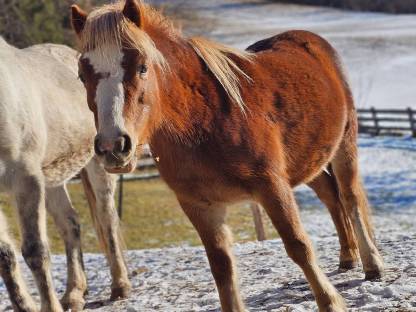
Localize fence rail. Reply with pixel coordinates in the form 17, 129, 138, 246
112, 155, 267, 241
357, 107, 416, 137
116, 107, 416, 241
73, 107, 416, 242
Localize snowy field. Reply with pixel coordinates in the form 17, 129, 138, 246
1, 137, 415, 311
0, 212, 414, 311
1, 140, 415, 311
156, 0, 416, 110
1, 1, 416, 311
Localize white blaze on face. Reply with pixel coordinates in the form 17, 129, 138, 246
83, 47, 126, 139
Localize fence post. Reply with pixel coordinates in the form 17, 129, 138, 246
118, 174, 124, 219
371, 107, 379, 136
250, 203, 266, 241
407, 107, 416, 137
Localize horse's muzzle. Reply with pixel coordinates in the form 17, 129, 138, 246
104, 157, 137, 174
94, 133, 137, 173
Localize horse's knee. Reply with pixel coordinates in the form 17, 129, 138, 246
67, 214, 81, 242
22, 241, 49, 271
284, 237, 313, 266
0, 242, 16, 273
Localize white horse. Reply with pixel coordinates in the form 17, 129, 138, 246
0, 38, 130, 312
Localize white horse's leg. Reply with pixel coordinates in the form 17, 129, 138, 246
45, 186, 87, 311
0, 208, 37, 312
82, 157, 131, 300
13, 166, 62, 312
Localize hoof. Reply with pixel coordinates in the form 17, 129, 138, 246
319, 297, 347, 312
365, 269, 383, 280
323, 305, 347, 312
317, 287, 346, 312
61, 292, 86, 312
364, 254, 384, 280
339, 260, 359, 271
110, 285, 131, 301
16, 305, 38, 312
41, 303, 64, 312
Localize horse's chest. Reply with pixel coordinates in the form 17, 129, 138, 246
153, 147, 250, 205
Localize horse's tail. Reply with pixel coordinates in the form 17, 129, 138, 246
330, 76, 375, 245
327, 164, 359, 255
354, 176, 375, 242
324, 39, 376, 256
340, 108, 375, 241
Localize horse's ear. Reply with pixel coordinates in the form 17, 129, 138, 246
123, 0, 142, 28
71, 5, 88, 35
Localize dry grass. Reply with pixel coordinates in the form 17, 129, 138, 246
1, 178, 278, 254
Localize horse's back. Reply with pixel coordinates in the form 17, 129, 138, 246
244, 31, 353, 185
24, 43, 79, 76
0, 40, 95, 186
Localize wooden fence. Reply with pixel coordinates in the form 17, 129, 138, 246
357, 107, 416, 137
81, 107, 415, 242
115, 153, 266, 241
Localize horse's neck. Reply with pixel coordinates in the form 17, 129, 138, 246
152, 38, 220, 139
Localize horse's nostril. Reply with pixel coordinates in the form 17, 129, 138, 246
95, 134, 132, 157
94, 137, 105, 156
114, 136, 125, 154
121, 134, 132, 154
113, 134, 132, 155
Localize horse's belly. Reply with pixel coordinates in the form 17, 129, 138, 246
285, 127, 344, 186
42, 143, 94, 187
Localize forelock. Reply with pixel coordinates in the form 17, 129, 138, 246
79, 1, 168, 71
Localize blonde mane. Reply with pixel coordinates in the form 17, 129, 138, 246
80, 0, 253, 111
189, 37, 253, 111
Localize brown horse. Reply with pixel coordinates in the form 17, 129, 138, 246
71, 1, 384, 311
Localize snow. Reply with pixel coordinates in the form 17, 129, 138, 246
295, 136, 416, 213
155, 0, 416, 110
1, 1, 416, 311
1, 137, 416, 311
0, 212, 415, 311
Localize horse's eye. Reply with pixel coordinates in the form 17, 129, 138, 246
78, 73, 86, 84
138, 64, 148, 75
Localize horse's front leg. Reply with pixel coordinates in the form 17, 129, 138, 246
13, 167, 62, 312
257, 178, 346, 312
0, 208, 38, 312
45, 186, 87, 311
179, 199, 245, 312
82, 157, 131, 300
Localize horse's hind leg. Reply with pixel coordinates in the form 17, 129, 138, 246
82, 157, 131, 300
257, 178, 346, 312
308, 170, 359, 270
331, 126, 384, 280
0, 208, 37, 312
45, 186, 87, 311
13, 166, 62, 312
178, 199, 245, 312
